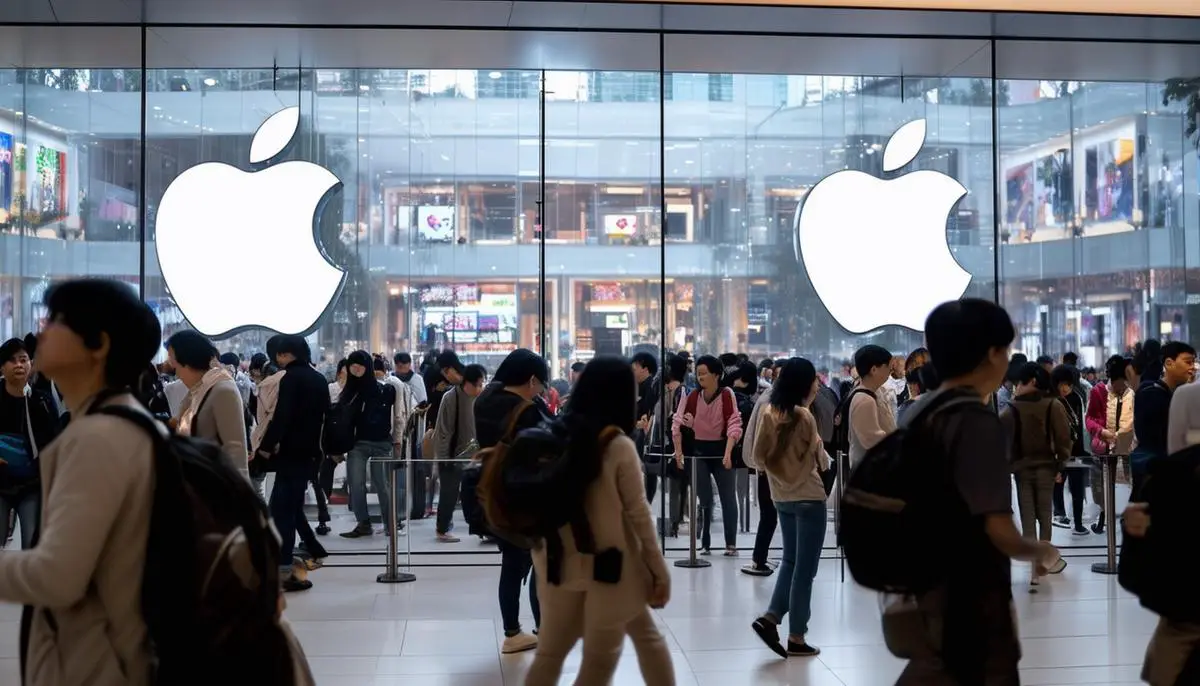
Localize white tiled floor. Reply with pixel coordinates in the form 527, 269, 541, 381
283, 550, 1150, 685
0, 551, 1153, 685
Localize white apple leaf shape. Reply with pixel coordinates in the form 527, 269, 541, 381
249, 106, 300, 164
882, 119, 926, 173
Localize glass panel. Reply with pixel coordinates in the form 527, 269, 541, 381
663, 34, 995, 553
0, 28, 143, 343
996, 40, 1200, 549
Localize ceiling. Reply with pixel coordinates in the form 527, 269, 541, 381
3, 0, 1200, 44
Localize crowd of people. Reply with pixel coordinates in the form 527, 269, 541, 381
0, 279, 1199, 684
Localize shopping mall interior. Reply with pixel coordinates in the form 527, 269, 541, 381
3, 0, 1200, 683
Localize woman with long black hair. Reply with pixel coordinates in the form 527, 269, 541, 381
525, 355, 674, 686
338, 350, 401, 539
748, 357, 829, 659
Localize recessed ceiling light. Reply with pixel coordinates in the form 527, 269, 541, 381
203, 78, 217, 87
152, 105, 162, 111
489, 72, 502, 80
359, 84, 370, 91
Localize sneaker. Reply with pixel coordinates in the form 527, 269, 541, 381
436, 533, 460, 543
751, 617, 787, 658
1091, 518, 1105, 535
700, 548, 712, 556
340, 522, 373, 538
787, 641, 820, 657
282, 575, 313, 593
741, 563, 774, 577
501, 632, 538, 654
1072, 525, 1090, 536
1052, 516, 1071, 529
724, 547, 739, 557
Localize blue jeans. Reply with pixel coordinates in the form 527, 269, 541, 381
347, 440, 402, 525
0, 489, 40, 550
767, 500, 826, 638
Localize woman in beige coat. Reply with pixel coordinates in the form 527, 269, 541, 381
0, 279, 161, 686
525, 356, 674, 686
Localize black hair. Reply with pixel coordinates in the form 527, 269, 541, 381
249, 352, 269, 373
759, 358, 774, 371
0, 338, 27, 364
167, 329, 218, 371
774, 358, 788, 369
726, 360, 758, 390
373, 354, 388, 373
694, 354, 724, 379
1105, 355, 1129, 382
1049, 364, 1079, 390
275, 334, 312, 364
1014, 362, 1051, 393
905, 367, 927, 394
1132, 339, 1162, 380
463, 363, 487, 385
905, 347, 930, 372
664, 352, 687, 385
219, 352, 240, 369
630, 351, 658, 377
341, 350, 380, 400
925, 299, 1016, 381
1162, 341, 1196, 363
853, 344, 892, 379
336, 358, 349, 375
1062, 351, 1079, 367
1011, 353, 1029, 365
570, 361, 586, 373
44, 278, 161, 389
394, 352, 412, 366
768, 357, 817, 414
265, 334, 284, 362
565, 355, 636, 437
735, 353, 750, 365
22, 333, 36, 359
718, 353, 739, 369
437, 349, 464, 374
494, 348, 549, 386
1036, 355, 1055, 367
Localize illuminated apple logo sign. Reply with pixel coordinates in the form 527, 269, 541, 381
795, 119, 970, 334
156, 107, 345, 337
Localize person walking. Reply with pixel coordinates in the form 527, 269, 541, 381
748, 357, 828, 658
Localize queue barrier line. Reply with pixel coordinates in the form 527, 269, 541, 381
1090, 453, 1125, 576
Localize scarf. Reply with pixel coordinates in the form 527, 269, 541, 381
177, 367, 234, 437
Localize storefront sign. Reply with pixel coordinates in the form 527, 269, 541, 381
795, 119, 970, 334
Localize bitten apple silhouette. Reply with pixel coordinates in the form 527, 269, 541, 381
794, 119, 970, 334
156, 106, 345, 337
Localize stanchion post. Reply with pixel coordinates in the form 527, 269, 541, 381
675, 456, 711, 569
837, 450, 847, 583
1091, 454, 1119, 575
377, 410, 419, 584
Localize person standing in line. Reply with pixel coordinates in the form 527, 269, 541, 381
338, 351, 402, 540
168, 330, 249, 479
1132, 341, 1196, 499
219, 352, 254, 408
1000, 362, 1071, 592
0, 338, 60, 550
256, 334, 329, 592
740, 370, 776, 577
432, 363, 487, 543
748, 357, 829, 658
393, 352, 429, 407
474, 349, 551, 654
672, 355, 743, 557
847, 345, 896, 469
636, 353, 687, 536
1049, 365, 1090, 536
0, 279, 161, 685
524, 357, 675, 686
1085, 355, 1133, 534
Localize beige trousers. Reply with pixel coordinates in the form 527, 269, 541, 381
523, 585, 675, 686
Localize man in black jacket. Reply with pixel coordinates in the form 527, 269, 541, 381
257, 335, 329, 592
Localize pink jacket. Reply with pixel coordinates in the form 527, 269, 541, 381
672, 387, 743, 444
1085, 383, 1108, 438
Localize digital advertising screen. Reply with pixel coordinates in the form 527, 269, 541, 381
417, 205, 455, 241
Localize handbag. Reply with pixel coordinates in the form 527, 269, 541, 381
819, 449, 837, 496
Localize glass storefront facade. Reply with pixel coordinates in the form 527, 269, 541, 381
2, 9, 1199, 555
4, 25, 1199, 379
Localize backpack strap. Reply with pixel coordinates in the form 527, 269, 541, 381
684, 388, 700, 416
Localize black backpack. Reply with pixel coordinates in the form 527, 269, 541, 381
839, 390, 979, 594
322, 393, 358, 455
829, 387, 876, 458
1119, 444, 1200, 622
729, 390, 756, 469
94, 405, 304, 685
482, 418, 623, 548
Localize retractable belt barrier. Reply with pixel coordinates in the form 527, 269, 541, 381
1090, 453, 1125, 576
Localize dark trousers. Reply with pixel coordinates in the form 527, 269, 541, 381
313, 457, 333, 524
269, 468, 310, 569
436, 463, 461, 535
644, 462, 660, 504
498, 539, 541, 635
694, 441, 738, 550
1051, 467, 1086, 523
752, 471, 777, 566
